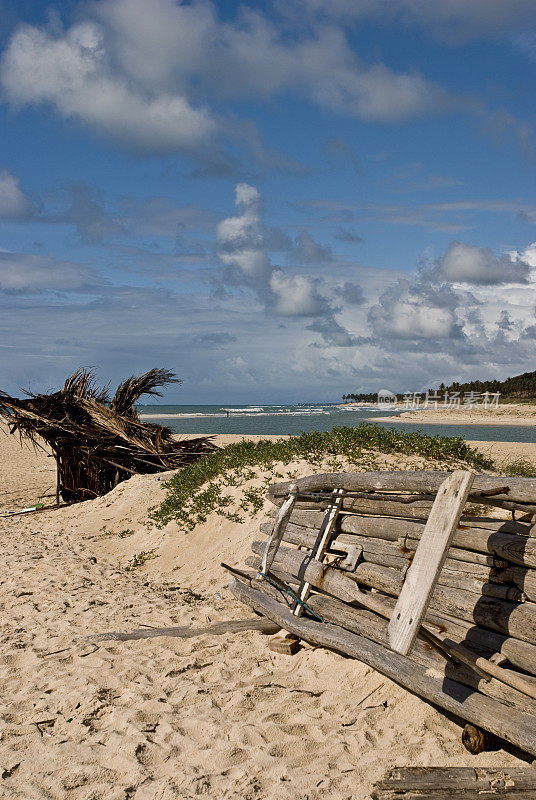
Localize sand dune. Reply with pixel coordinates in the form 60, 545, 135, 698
0, 429, 527, 799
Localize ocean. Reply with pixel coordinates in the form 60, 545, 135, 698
138, 404, 536, 443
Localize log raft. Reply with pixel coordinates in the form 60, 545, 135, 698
229, 470, 536, 757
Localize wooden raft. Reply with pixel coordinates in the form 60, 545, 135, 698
227, 469, 536, 758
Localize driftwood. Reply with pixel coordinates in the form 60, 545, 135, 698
230, 579, 536, 757
88, 617, 280, 642
231, 470, 536, 757
267, 471, 536, 506
371, 767, 536, 799
246, 546, 536, 677
253, 540, 536, 644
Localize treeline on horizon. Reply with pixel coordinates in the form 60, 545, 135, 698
342, 369, 536, 403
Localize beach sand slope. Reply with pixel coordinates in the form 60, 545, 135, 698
0, 429, 526, 800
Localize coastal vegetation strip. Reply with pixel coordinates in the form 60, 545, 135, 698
152, 423, 493, 530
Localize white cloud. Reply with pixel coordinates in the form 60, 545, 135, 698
282, 0, 536, 43
0, 0, 456, 163
0, 251, 100, 292
368, 279, 460, 340
217, 182, 359, 345
270, 270, 324, 316
1, 20, 216, 154
435, 241, 531, 285
0, 170, 31, 218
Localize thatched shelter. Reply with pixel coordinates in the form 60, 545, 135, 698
0, 368, 215, 503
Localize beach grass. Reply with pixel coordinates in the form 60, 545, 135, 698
496, 456, 536, 478
152, 422, 493, 530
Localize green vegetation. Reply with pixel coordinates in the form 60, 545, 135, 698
124, 549, 158, 570
152, 423, 493, 530
343, 369, 536, 403
118, 528, 135, 538
497, 457, 536, 478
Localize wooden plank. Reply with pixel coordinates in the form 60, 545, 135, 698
388, 470, 475, 655
261, 482, 298, 575
292, 488, 344, 617
371, 767, 536, 799
229, 579, 536, 757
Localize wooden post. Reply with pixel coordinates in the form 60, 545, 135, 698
388, 470, 475, 655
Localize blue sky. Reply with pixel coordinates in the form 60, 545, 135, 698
0, 0, 535, 403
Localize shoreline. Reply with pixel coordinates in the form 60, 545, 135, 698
369, 414, 536, 427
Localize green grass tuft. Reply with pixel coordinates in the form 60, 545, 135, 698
497, 457, 536, 478
151, 423, 493, 530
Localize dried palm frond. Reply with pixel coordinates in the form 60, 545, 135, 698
0, 369, 215, 503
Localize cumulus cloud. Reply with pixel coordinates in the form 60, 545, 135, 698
0, 170, 32, 218
434, 241, 531, 285
217, 183, 357, 345
338, 281, 365, 305
368, 279, 462, 341
0, 0, 457, 164
1, 20, 216, 155
269, 270, 325, 316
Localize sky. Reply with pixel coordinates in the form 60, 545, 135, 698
0, 0, 535, 403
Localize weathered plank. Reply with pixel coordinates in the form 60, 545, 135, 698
371, 767, 536, 799
388, 471, 475, 655
261, 483, 298, 574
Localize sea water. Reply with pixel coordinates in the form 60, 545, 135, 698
138, 403, 536, 443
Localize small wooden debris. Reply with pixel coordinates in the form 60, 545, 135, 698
372, 766, 536, 799
268, 633, 301, 655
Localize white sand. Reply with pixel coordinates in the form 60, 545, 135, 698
0, 427, 529, 799
371, 403, 536, 426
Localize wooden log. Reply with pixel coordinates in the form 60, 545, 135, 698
288, 508, 536, 538
88, 617, 281, 642
461, 723, 499, 755
250, 541, 536, 646
282, 511, 536, 570
371, 767, 536, 799
493, 564, 536, 602
272, 495, 434, 519
247, 552, 536, 676
229, 579, 536, 757
267, 634, 300, 655
267, 471, 536, 506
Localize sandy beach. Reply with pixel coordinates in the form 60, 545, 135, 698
370, 403, 536, 427
0, 426, 530, 799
